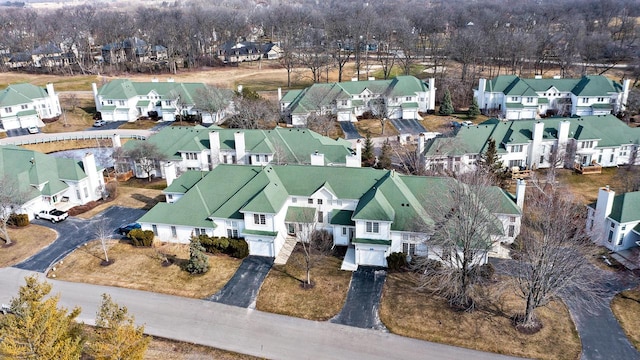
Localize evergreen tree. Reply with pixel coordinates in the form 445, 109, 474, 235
185, 236, 210, 274
361, 132, 376, 167
88, 294, 150, 360
439, 89, 454, 116
376, 139, 392, 169
0, 276, 83, 360
479, 138, 509, 187
468, 98, 480, 118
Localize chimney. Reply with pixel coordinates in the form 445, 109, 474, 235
310, 151, 325, 166
368, 77, 375, 81
534, 75, 542, 79
355, 139, 362, 160
167, 78, 174, 82
112, 134, 121, 148
428, 78, 436, 111
515, 179, 526, 210
621, 79, 631, 113
346, 139, 363, 168
91, 83, 98, 97
553, 75, 561, 79
82, 152, 99, 201
237, 84, 243, 94
164, 162, 177, 187
151, 77, 159, 83
209, 131, 220, 165
351, 77, 358, 82
594, 186, 616, 245
528, 121, 544, 169
46, 83, 56, 98
418, 133, 426, 155
277, 87, 282, 101
234, 131, 246, 164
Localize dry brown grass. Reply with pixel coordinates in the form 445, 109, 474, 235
355, 119, 400, 137
256, 249, 351, 321
21, 139, 113, 154
144, 336, 260, 360
119, 119, 161, 130
0, 225, 57, 267
379, 272, 581, 360
50, 240, 241, 299
556, 167, 624, 205
420, 113, 491, 133
611, 287, 640, 350
43, 95, 96, 133
75, 186, 164, 220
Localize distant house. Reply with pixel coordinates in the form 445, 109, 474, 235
7, 52, 31, 69
101, 37, 160, 64
217, 41, 262, 63
0, 145, 105, 220
93, 79, 225, 123
587, 186, 640, 252
422, 115, 640, 173
280, 75, 436, 126
137, 164, 523, 268
120, 125, 360, 181
261, 43, 283, 60
0, 83, 61, 131
31, 42, 67, 68
474, 75, 631, 120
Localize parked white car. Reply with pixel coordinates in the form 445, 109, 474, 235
35, 209, 69, 223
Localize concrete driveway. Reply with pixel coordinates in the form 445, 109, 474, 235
206, 256, 274, 308
390, 119, 426, 135
339, 121, 362, 139
14, 206, 147, 273
331, 266, 387, 330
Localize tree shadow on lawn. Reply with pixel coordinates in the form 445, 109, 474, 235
131, 193, 164, 210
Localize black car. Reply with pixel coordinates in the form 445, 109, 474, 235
117, 222, 141, 235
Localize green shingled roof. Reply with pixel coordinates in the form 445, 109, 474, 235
330, 210, 355, 226
0, 83, 51, 107
483, 75, 624, 97
285, 206, 316, 223
352, 238, 392, 245
608, 191, 640, 223
97, 79, 208, 105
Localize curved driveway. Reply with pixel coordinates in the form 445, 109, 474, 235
0, 267, 521, 360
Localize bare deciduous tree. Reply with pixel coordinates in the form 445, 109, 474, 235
0, 176, 28, 246
93, 218, 113, 264
306, 113, 336, 137
290, 207, 333, 287
193, 85, 233, 125
124, 142, 167, 182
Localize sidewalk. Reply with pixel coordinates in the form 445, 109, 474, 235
0, 129, 153, 146
0, 267, 522, 360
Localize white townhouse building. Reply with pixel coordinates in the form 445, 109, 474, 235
0, 83, 61, 131
0, 145, 105, 219
587, 186, 640, 253
474, 75, 630, 120
422, 115, 640, 174
280, 75, 436, 126
137, 165, 523, 269
93, 79, 231, 124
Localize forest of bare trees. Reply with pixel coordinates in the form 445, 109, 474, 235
0, 0, 639, 105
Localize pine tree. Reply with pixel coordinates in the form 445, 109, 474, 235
185, 236, 210, 274
376, 139, 392, 169
88, 294, 150, 360
362, 132, 376, 167
479, 138, 509, 187
0, 276, 84, 360
468, 97, 480, 118
439, 89, 454, 116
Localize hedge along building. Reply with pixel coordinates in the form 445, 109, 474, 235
0, 145, 105, 219
137, 164, 523, 269
0, 83, 61, 131
119, 126, 361, 182
421, 115, 640, 174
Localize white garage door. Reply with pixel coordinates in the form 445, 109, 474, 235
248, 239, 274, 257
115, 110, 130, 121
1, 118, 20, 130
520, 110, 536, 119
356, 246, 387, 267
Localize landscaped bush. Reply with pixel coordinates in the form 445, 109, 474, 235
228, 239, 249, 259
477, 263, 495, 280
128, 229, 154, 247
386, 252, 408, 272
198, 235, 247, 258
185, 236, 210, 274
8, 213, 29, 227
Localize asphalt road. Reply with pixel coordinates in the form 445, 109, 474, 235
86, 121, 126, 131
14, 206, 147, 273
206, 255, 274, 308
390, 119, 427, 135
331, 266, 387, 330
339, 121, 362, 139
0, 267, 522, 360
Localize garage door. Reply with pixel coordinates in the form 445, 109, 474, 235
248, 239, 274, 257
520, 110, 536, 119
115, 110, 130, 121
1, 118, 20, 130
356, 246, 387, 267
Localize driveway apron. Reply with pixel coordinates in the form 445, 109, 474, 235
206, 255, 274, 308
390, 119, 426, 135
14, 206, 147, 273
339, 121, 362, 140
331, 266, 387, 330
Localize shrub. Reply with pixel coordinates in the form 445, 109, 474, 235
185, 237, 210, 274
386, 252, 408, 272
128, 229, 154, 247
477, 263, 495, 280
228, 239, 249, 259
8, 213, 29, 227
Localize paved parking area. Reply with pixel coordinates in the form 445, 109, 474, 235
86, 121, 126, 131
339, 121, 362, 139
331, 266, 387, 330
5, 128, 32, 137
14, 206, 147, 273
390, 119, 426, 135
206, 256, 274, 308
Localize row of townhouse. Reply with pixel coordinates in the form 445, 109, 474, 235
137, 164, 524, 269
217, 41, 283, 63
119, 125, 361, 181
422, 115, 640, 173
474, 75, 631, 120
0, 145, 105, 219
280, 75, 437, 126
0, 83, 61, 131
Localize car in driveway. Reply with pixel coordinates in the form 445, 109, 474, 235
117, 222, 141, 235
27, 126, 39, 134
93, 120, 107, 127
461, 120, 474, 127
35, 209, 69, 223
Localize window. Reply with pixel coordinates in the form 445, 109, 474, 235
317, 211, 324, 223
166, 100, 172, 106
254, 214, 266, 225
618, 233, 624, 246
597, 97, 604, 102
84, 188, 89, 198
508, 225, 515, 237
342, 227, 347, 235
526, 97, 533, 103
118, 100, 125, 106
405, 96, 412, 101
608, 230, 614, 243
365, 221, 380, 234
402, 243, 416, 256
76, 189, 81, 200
509, 216, 516, 223
167, 194, 173, 200
194, 228, 206, 236
336, 200, 343, 206
610, 154, 614, 162
291, 197, 297, 204
222, 155, 228, 163
317, 199, 323, 205
227, 228, 238, 238
107, 100, 113, 105
21, 104, 28, 109
152, 224, 158, 236
582, 98, 588, 103
171, 226, 177, 237
308, 198, 314, 204
341, 100, 348, 106
185, 153, 198, 160
581, 141, 593, 149
263, 155, 269, 162
511, 96, 518, 102
287, 223, 296, 235
511, 145, 523, 152
540, 155, 545, 163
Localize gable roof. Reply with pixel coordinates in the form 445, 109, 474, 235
424, 115, 640, 157
483, 75, 624, 96
138, 165, 519, 233
608, 191, 640, 223
97, 79, 207, 105
0, 83, 50, 107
